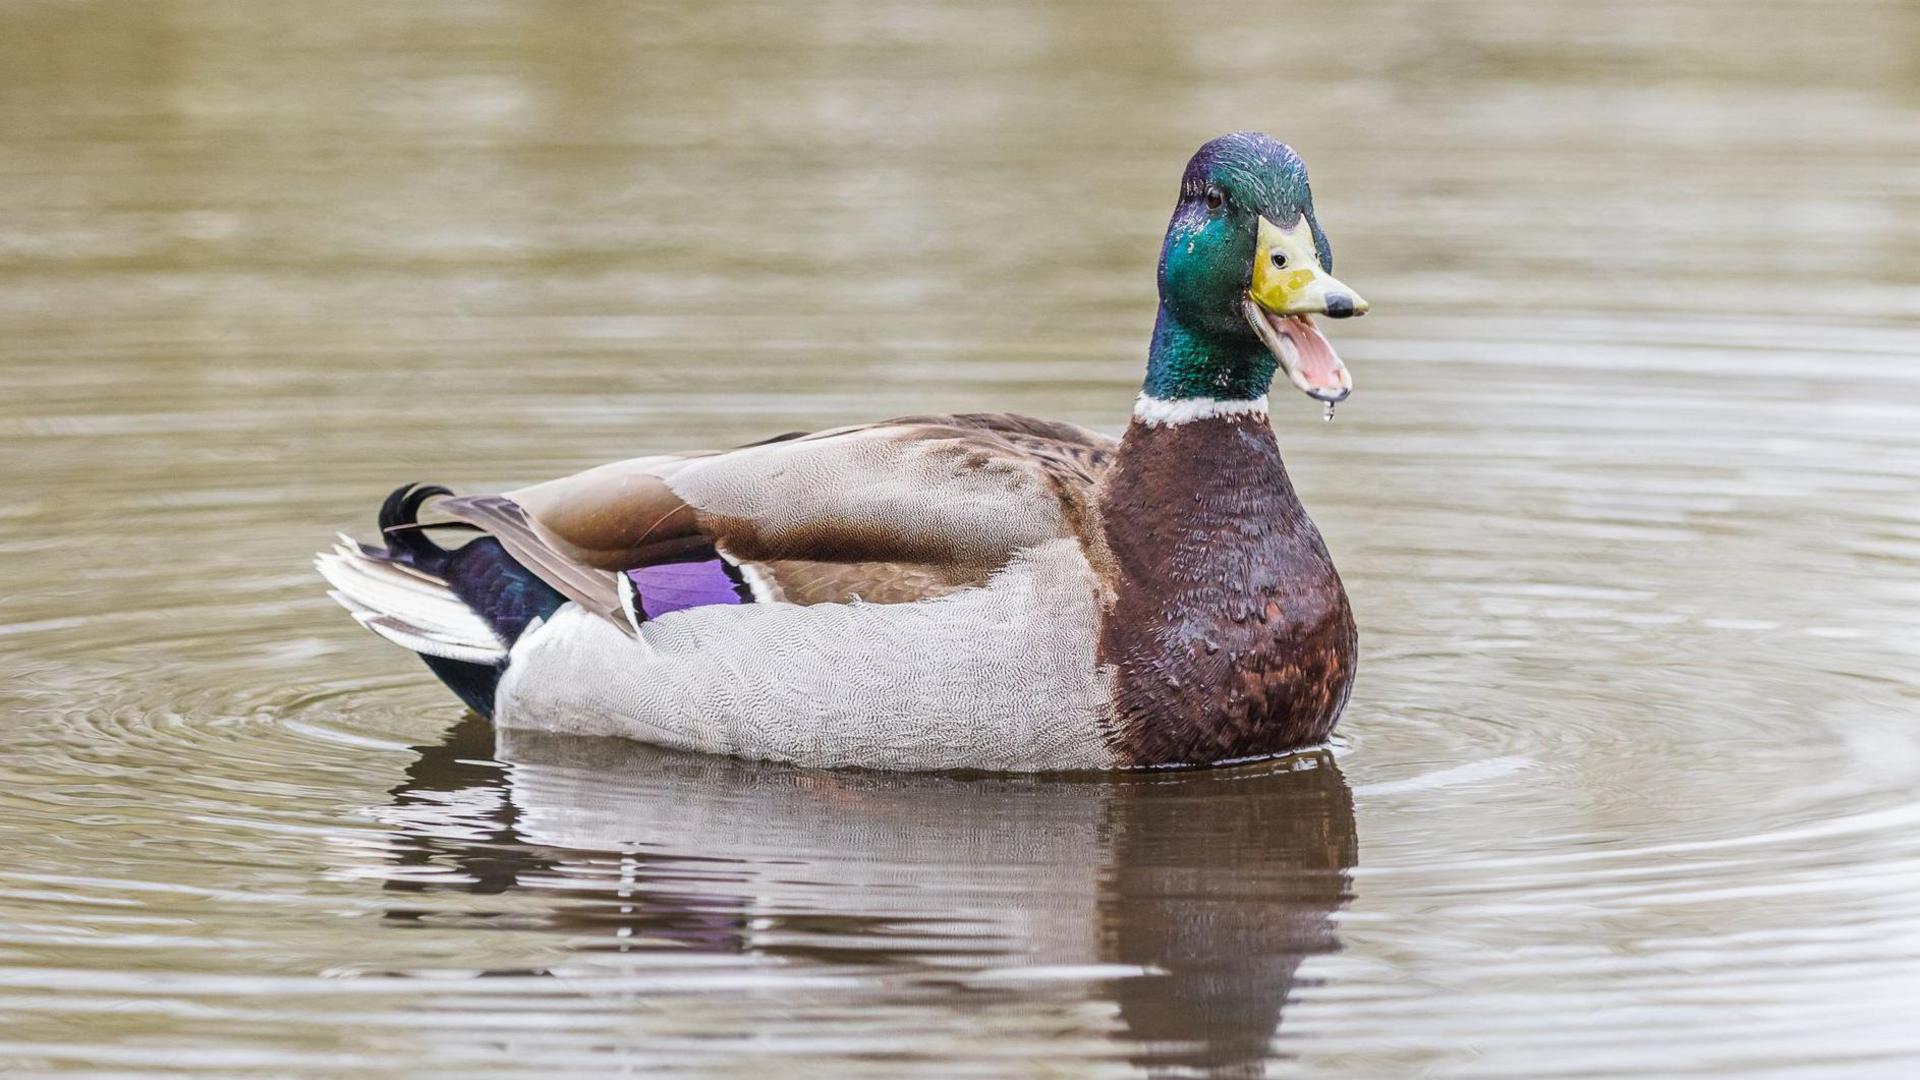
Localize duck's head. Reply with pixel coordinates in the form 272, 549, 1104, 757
1152, 133, 1366, 407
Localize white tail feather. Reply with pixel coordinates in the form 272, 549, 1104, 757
316, 545, 508, 664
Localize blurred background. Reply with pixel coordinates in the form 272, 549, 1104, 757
2, 1, 1918, 1076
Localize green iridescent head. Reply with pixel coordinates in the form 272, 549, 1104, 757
1144, 133, 1368, 406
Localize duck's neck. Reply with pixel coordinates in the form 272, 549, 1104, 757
1139, 305, 1276, 405
1093, 306, 1356, 767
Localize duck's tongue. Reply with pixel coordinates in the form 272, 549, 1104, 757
1241, 299, 1354, 405
1272, 314, 1350, 402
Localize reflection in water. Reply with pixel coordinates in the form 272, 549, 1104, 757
376, 717, 1355, 1072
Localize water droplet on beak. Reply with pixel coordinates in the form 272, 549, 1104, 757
1323, 400, 1336, 422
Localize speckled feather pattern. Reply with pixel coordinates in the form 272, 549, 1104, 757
495, 539, 1120, 772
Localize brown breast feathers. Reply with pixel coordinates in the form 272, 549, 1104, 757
1094, 415, 1357, 767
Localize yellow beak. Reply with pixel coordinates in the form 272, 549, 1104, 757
1247, 215, 1368, 319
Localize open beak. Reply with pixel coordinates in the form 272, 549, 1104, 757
1243, 214, 1368, 403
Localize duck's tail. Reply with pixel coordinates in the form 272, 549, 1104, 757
316, 483, 565, 716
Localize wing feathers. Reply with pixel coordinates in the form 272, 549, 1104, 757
505, 415, 1117, 576
432, 494, 634, 635
369, 413, 1119, 634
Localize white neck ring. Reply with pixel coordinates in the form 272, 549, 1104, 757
1132, 394, 1269, 427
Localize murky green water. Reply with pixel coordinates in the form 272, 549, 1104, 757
4, 1, 1919, 1075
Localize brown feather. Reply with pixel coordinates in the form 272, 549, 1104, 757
505, 413, 1117, 590
505, 465, 704, 570
1093, 415, 1356, 766
747, 559, 985, 605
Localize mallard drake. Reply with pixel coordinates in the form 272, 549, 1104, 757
317, 132, 1368, 772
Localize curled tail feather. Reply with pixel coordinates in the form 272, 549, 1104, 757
317, 483, 565, 716
377, 482, 463, 571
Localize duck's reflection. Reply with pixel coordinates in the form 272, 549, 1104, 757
374, 715, 1356, 1073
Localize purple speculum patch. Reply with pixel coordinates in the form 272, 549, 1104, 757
624, 556, 753, 621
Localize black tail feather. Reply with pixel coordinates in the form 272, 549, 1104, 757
420, 654, 507, 717
373, 483, 566, 718
379, 483, 458, 573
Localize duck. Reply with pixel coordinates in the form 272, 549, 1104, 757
317, 131, 1368, 773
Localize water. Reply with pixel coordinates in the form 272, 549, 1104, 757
3, 0, 1918, 1075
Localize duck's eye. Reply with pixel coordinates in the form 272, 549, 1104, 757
1204, 187, 1225, 212
1269, 250, 1289, 270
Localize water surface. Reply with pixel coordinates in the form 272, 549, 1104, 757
3, 0, 1919, 1075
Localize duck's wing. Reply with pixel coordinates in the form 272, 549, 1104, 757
431, 413, 1118, 633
